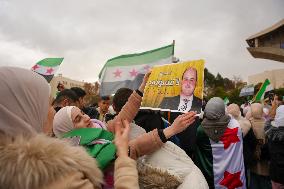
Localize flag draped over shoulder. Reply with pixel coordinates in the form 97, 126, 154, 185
31, 58, 64, 83
195, 119, 246, 188
99, 44, 174, 96
253, 79, 273, 102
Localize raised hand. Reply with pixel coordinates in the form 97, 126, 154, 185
114, 119, 131, 157
139, 71, 152, 93
163, 111, 197, 139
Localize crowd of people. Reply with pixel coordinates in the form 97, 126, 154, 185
0, 66, 283, 189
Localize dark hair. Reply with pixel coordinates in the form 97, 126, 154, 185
112, 88, 133, 112
54, 89, 79, 104
99, 96, 110, 101
70, 87, 86, 98
57, 83, 64, 89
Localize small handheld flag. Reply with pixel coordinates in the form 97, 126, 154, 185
31, 58, 64, 83
253, 79, 273, 102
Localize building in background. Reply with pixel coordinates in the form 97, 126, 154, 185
50, 74, 86, 98
248, 68, 284, 89
246, 19, 284, 63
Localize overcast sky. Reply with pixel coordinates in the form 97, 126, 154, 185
0, 0, 283, 82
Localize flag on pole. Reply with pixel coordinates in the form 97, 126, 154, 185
31, 58, 64, 83
253, 79, 273, 102
99, 43, 174, 96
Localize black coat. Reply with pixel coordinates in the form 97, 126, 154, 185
159, 95, 202, 113
162, 111, 199, 158
267, 126, 284, 184
134, 110, 164, 133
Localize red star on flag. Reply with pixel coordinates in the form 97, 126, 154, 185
113, 69, 122, 78
129, 69, 138, 77
32, 64, 39, 70
220, 171, 243, 189
220, 127, 240, 149
46, 67, 54, 74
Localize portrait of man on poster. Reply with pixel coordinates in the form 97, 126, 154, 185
159, 67, 202, 113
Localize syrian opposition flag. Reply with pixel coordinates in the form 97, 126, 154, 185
195, 118, 246, 189
31, 58, 64, 83
253, 78, 273, 102
99, 43, 174, 96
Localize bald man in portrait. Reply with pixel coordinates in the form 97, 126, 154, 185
159, 67, 202, 113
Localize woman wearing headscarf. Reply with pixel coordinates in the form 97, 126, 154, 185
246, 103, 271, 189
53, 70, 197, 160
265, 105, 284, 189
0, 67, 138, 189
227, 103, 252, 136
195, 97, 246, 189
227, 103, 257, 188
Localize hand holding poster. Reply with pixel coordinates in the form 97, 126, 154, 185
141, 60, 204, 113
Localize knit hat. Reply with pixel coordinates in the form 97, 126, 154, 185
202, 97, 231, 142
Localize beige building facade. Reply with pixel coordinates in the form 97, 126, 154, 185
246, 19, 284, 63
248, 68, 284, 89
50, 74, 86, 98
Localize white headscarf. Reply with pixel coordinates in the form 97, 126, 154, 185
53, 106, 76, 137
227, 103, 241, 119
0, 67, 50, 137
227, 103, 251, 136
272, 105, 284, 127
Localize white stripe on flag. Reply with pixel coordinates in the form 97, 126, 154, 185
101, 57, 172, 82
210, 118, 246, 188
266, 83, 273, 92
32, 64, 59, 75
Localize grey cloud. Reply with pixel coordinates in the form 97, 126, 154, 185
0, 0, 283, 82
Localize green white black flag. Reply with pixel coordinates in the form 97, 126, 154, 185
31, 58, 64, 83
99, 44, 174, 96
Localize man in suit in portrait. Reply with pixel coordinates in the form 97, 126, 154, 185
159, 67, 202, 113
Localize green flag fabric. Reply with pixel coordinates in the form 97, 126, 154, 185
99, 43, 174, 96
63, 128, 116, 170
31, 58, 64, 82
195, 122, 246, 188
224, 97, 229, 105
254, 79, 273, 102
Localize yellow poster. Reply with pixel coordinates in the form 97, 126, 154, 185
141, 60, 204, 113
